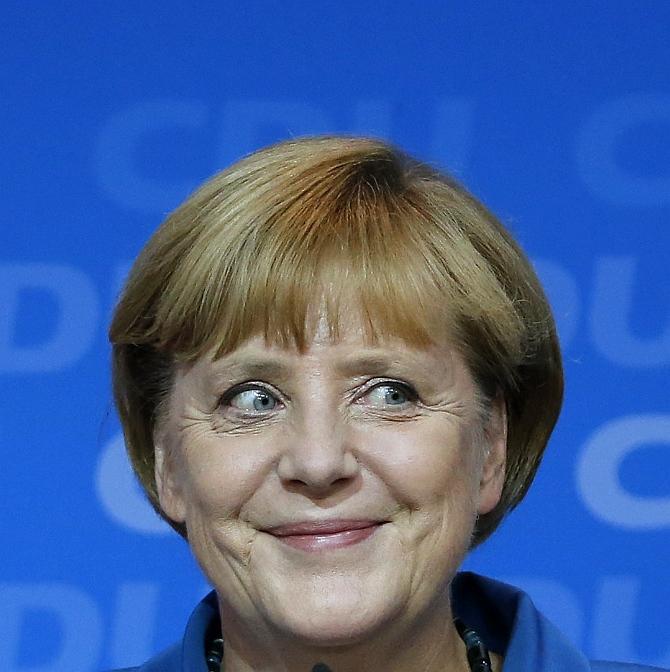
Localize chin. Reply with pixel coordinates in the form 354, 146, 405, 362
260, 574, 408, 647
275, 601, 402, 647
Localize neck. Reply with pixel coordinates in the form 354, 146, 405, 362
218, 593, 476, 672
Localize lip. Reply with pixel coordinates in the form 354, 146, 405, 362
265, 520, 384, 551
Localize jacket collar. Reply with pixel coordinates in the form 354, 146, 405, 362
452, 571, 591, 671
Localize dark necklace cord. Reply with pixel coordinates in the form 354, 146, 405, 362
206, 634, 224, 672
205, 618, 492, 672
453, 618, 493, 672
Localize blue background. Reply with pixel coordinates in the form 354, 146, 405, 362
1, 2, 669, 670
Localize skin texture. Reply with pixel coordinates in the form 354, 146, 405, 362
154, 313, 506, 672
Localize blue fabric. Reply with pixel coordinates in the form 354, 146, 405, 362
108, 572, 666, 671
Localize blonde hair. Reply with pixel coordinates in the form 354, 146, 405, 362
109, 135, 563, 546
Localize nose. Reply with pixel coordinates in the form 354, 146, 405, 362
276, 417, 360, 496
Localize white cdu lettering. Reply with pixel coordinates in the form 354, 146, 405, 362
430, 97, 474, 173
0, 583, 102, 672
0, 263, 98, 373
109, 583, 160, 669
95, 100, 208, 213
95, 433, 171, 535
218, 100, 331, 166
593, 576, 670, 668
532, 258, 580, 349
591, 257, 670, 367
577, 414, 670, 529
576, 93, 670, 206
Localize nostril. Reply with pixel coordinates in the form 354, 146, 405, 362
283, 472, 361, 500
276, 445, 360, 490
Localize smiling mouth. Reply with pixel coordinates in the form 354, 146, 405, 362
265, 520, 384, 551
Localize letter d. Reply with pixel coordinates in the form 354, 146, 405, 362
0, 583, 102, 671
0, 264, 98, 373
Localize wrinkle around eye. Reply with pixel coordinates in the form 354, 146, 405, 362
419, 397, 479, 427
351, 400, 426, 423
352, 394, 473, 426
177, 405, 282, 439
211, 410, 285, 435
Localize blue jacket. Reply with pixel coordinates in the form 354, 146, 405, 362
111, 572, 666, 671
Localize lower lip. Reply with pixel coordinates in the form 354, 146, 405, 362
272, 525, 381, 551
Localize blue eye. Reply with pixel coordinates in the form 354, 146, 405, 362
228, 388, 278, 412
365, 383, 414, 408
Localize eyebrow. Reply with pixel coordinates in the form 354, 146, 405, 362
334, 353, 410, 377
209, 357, 292, 383
207, 348, 440, 386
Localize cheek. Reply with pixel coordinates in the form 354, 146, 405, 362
176, 429, 280, 576
179, 429, 276, 521
357, 419, 478, 509
357, 420, 481, 595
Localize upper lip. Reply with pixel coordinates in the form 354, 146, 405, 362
264, 520, 384, 536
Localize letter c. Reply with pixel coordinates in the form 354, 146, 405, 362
95, 100, 207, 213
95, 433, 171, 535
577, 414, 670, 529
576, 94, 670, 206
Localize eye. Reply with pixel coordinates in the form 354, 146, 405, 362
363, 382, 416, 408
225, 386, 279, 413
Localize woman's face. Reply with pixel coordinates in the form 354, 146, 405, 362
154, 315, 506, 646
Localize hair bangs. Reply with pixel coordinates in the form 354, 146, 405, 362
204, 185, 459, 360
